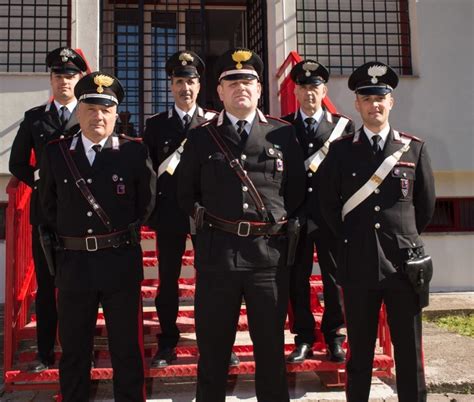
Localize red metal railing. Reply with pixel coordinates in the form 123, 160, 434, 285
4, 178, 35, 380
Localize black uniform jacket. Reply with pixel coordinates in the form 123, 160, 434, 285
318, 128, 436, 288
9, 101, 80, 225
282, 109, 355, 229
142, 106, 216, 233
39, 133, 156, 291
178, 110, 306, 271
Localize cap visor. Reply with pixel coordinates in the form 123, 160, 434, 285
356, 86, 392, 95
81, 98, 117, 107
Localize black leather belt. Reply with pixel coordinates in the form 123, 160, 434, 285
59, 230, 132, 251
203, 212, 287, 237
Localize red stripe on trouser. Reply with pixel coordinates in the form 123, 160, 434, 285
339, 287, 351, 399
137, 290, 147, 401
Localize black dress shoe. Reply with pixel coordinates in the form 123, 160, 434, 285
150, 347, 177, 368
28, 360, 51, 373
286, 343, 313, 364
229, 352, 240, 367
327, 343, 346, 363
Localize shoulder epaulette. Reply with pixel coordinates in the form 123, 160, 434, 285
47, 134, 72, 145
334, 134, 355, 142
119, 133, 143, 143
265, 115, 291, 125
196, 117, 217, 128
400, 131, 423, 142
331, 112, 353, 121
146, 110, 168, 121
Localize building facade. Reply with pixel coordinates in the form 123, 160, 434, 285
0, 0, 473, 301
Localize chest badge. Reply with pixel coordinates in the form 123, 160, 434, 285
276, 159, 284, 172
400, 178, 409, 198
116, 184, 126, 195
112, 174, 119, 182
163, 146, 169, 153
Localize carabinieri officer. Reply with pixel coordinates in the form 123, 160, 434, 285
178, 48, 306, 402
319, 61, 435, 402
39, 71, 155, 401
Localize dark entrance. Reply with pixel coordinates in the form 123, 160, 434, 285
100, 0, 267, 136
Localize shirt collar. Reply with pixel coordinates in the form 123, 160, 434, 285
225, 110, 256, 130
54, 99, 77, 113
300, 107, 324, 124
81, 133, 109, 152
363, 124, 391, 146
174, 104, 196, 120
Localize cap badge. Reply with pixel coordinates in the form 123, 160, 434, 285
93, 74, 114, 94
232, 50, 252, 69
59, 48, 74, 63
302, 62, 319, 77
368, 65, 387, 84
179, 52, 194, 66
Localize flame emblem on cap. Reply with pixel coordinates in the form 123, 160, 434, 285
302, 62, 319, 77
368, 65, 387, 84
59, 48, 74, 63
93, 74, 114, 94
232, 50, 252, 69
179, 52, 194, 66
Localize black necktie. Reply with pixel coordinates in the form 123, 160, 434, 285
372, 135, 381, 154
92, 144, 102, 153
59, 106, 70, 125
183, 114, 191, 131
304, 117, 316, 136
236, 120, 247, 140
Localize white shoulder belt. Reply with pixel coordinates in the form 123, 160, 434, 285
157, 138, 187, 178
341, 132, 411, 220
304, 116, 349, 173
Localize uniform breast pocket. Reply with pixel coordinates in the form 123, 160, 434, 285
391, 166, 416, 201
263, 147, 284, 182
201, 152, 226, 188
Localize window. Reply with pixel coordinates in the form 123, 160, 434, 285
296, 0, 412, 75
426, 198, 474, 233
0, 0, 70, 72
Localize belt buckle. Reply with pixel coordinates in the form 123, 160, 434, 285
237, 221, 251, 237
85, 236, 98, 251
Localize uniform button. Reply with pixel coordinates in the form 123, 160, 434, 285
158, 191, 162, 195
40, 134, 44, 138
309, 143, 314, 148
307, 172, 313, 178
412, 242, 417, 246
63, 179, 68, 183
374, 206, 381, 212
60, 135, 65, 139
352, 172, 357, 177
87, 178, 92, 184
242, 186, 248, 192
243, 170, 247, 174
243, 203, 249, 209
374, 188, 380, 194
87, 229, 93, 234
241, 154, 247, 160
269, 148, 275, 155
403, 172, 407, 177
344, 239, 348, 243
87, 211, 93, 217
374, 223, 381, 229
307, 187, 313, 192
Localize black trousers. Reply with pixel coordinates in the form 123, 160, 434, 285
289, 228, 345, 346
155, 232, 192, 349
195, 267, 290, 402
343, 286, 426, 402
32, 225, 57, 363
58, 284, 145, 402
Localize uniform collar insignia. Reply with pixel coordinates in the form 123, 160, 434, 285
197, 106, 203, 117
217, 110, 225, 126
69, 134, 79, 151
168, 108, 173, 119
257, 108, 267, 123
367, 64, 387, 84
112, 136, 120, 150
353, 130, 361, 143
326, 110, 333, 123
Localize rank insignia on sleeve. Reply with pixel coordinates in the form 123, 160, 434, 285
117, 184, 126, 195
400, 178, 409, 198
